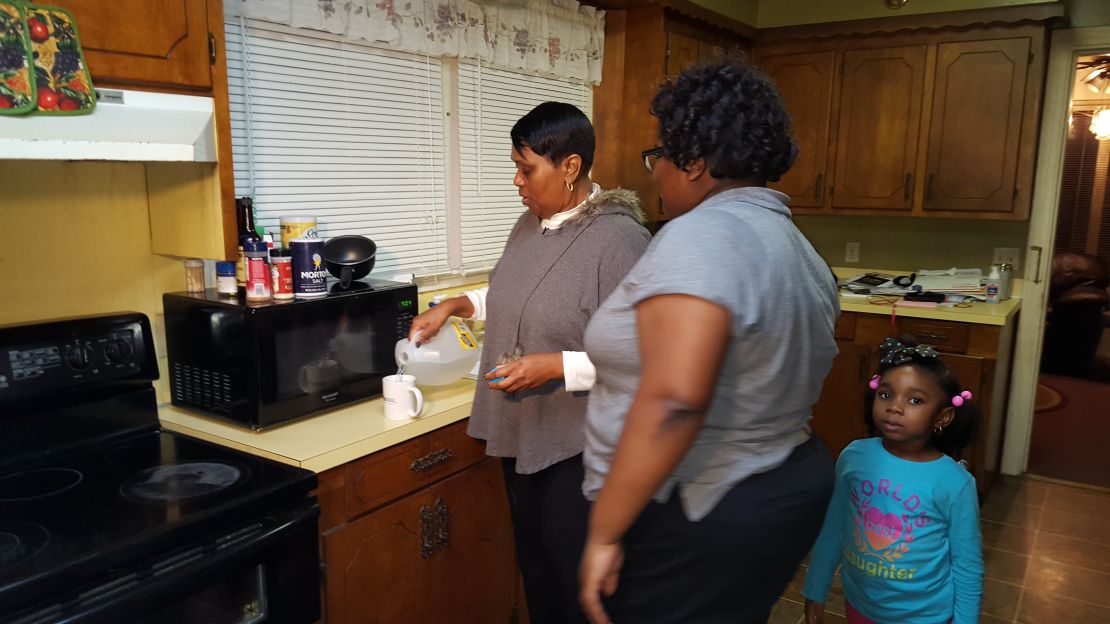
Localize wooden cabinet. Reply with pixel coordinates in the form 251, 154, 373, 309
591, 5, 750, 222
923, 38, 1031, 215
51, 0, 240, 261
759, 51, 835, 208
49, 0, 215, 91
826, 312, 1017, 497
832, 46, 926, 212
756, 16, 1048, 220
317, 420, 520, 624
811, 339, 870, 458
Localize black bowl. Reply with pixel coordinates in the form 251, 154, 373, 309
323, 235, 376, 289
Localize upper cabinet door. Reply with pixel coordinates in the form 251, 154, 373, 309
761, 51, 836, 208
832, 46, 927, 211
666, 31, 700, 76
53, 0, 212, 90
924, 39, 1031, 215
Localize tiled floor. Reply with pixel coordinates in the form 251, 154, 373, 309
770, 475, 1110, 623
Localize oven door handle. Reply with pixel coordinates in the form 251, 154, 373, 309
33, 502, 320, 624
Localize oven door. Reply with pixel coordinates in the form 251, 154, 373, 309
12, 501, 320, 624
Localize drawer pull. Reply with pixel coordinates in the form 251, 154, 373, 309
410, 448, 454, 473
913, 332, 948, 343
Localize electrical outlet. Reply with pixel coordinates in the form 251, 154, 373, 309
992, 247, 1020, 269
845, 242, 861, 263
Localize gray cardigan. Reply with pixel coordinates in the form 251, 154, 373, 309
468, 189, 650, 474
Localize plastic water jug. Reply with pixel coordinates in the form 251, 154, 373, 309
394, 320, 480, 386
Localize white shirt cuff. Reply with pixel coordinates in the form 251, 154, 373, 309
462, 287, 488, 321
562, 351, 596, 392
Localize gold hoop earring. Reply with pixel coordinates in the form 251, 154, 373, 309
565, 180, 574, 193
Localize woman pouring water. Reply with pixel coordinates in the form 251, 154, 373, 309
408, 102, 650, 624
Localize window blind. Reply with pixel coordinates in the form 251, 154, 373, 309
1056, 110, 1110, 267
225, 19, 449, 277
457, 60, 594, 271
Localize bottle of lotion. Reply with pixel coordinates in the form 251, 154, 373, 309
985, 264, 1001, 304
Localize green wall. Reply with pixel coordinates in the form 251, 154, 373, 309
756, 0, 1055, 27
795, 215, 1029, 272
690, 0, 758, 25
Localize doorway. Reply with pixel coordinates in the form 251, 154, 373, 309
1004, 30, 1110, 489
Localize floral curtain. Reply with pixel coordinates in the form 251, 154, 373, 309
224, 0, 605, 85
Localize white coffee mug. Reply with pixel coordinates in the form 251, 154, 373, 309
383, 374, 424, 420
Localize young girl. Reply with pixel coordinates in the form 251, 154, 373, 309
803, 336, 983, 624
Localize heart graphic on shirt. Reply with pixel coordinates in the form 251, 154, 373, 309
863, 507, 903, 552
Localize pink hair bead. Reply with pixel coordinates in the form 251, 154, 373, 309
869, 375, 881, 390
951, 390, 973, 407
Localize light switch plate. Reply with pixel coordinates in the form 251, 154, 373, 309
845, 242, 861, 263
992, 247, 1020, 269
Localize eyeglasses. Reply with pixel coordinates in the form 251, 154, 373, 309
641, 146, 664, 172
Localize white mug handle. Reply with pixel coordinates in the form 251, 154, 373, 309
408, 385, 424, 417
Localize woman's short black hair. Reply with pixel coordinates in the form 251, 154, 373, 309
650, 55, 797, 183
863, 335, 979, 459
510, 101, 595, 178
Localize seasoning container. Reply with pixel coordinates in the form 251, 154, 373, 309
184, 258, 205, 293
280, 215, 318, 249
216, 261, 237, 297
985, 264, 1001, 304
270, 248, 294, 300
290, 237, 327, 298
998, 263, 1013, 301
244, 241, 272, 302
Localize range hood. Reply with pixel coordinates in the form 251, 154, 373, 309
0, 89, 217, 162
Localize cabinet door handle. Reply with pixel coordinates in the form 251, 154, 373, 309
815, 173, 824, 201
420, 502, 436, 558
434, 497, 450, 553
903, 173, 913, 203
858, 350, 870, 383
925, 173, 935, 204
1031, 245, 1044, 284
410, 448, 454, 473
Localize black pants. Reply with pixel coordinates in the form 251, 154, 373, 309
501, 454, 590, 624
602, 437, 835, 624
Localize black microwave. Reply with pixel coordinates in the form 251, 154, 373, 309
163, 279, 418, 429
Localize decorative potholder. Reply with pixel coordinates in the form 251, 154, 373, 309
24, 3, 94, 115
0, 0, 35, 114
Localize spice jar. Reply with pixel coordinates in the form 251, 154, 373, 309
184, 258, 205, 293
270, 249, 294, 300
216, 261, 237, 297
243, 241, 272, 302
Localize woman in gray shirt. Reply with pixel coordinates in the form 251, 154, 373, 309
578, 59, 839, 624
411, 102, 649, 624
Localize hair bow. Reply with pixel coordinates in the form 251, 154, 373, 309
879, 337, 939, 366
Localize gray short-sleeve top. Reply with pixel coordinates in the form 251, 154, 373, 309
582, 186, 840, 521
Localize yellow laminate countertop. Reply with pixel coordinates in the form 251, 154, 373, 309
832, 267, 1022, 326
159, 379, 477, 473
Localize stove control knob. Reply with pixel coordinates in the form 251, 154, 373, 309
104, 339, 134, 365
65, 344, 94, 370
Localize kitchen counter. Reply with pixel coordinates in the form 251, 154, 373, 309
833, 267, 1021, 326
159, 379, 477, 473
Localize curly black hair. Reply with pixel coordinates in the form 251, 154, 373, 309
650, 55, 797, 183
863, 335, 979, 460
510, 101, 595, 178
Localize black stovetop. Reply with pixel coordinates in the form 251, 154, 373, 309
0, 428, 316, 607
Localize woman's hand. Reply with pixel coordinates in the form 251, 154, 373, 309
408, 296, 473, 344
804, 599, 825, 624
485, 353, 563, 392
578, 538, 624, 624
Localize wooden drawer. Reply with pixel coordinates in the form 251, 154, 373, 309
344, 420, 485, 520
834, 313, 856, 340
345, 435, 431, 519
420, 420, 487, 482
896, 318, 970, 354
